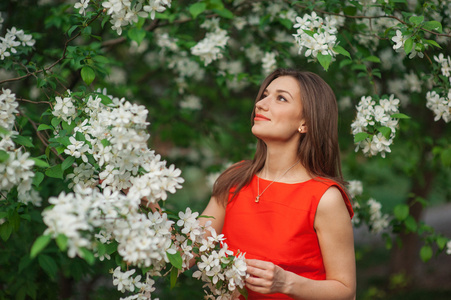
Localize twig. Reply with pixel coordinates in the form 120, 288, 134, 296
292, 3, 451, 38
19, 112, 65, 162
17, 97, 53, 109
0, 10, 104, 85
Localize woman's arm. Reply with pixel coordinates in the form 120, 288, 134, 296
198, 196, 226, 234
187, 196, 227, 268
245, 186, 356, 300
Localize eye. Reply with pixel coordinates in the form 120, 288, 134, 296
278, 95, 287, 102
260, 93, 268, 100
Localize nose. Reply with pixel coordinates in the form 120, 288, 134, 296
255, 96, 270, 111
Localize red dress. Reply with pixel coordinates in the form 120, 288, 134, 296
221, 175, 353, 299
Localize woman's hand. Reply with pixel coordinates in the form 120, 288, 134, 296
245, 259, 288, 295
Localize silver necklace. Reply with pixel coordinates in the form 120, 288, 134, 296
255, 160, 300, 203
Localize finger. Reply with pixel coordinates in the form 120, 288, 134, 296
246, 273, 273, 288
245, 259, 273, 269
246, 265, 272, 279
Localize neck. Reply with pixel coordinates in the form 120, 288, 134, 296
259, 143, 305, 181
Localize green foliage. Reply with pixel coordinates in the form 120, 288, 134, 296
1, 0, 450, 298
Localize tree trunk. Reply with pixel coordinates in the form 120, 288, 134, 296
389, 171, 434, 285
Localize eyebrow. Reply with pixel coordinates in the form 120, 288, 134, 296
263, 88, 293, 100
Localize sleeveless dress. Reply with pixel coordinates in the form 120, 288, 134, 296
221, 175, 353, 300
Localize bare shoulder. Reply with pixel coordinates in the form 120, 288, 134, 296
315, 186, 351, 229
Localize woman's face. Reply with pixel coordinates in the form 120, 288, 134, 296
252, 76, 305, 143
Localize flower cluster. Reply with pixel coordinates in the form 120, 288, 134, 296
193, 240, 247, 299
52, 89, 184, 204
0, 89, 40, 206
426, 90, 451, 123
0, 27, 35, 60
52, 93, 77, 125
391, 29, 424, 59
105, 207, 247, 299
426, 54, 451, 123
351, 94, 401, 158
191, 28, 230, 66
366, 198, 390, 234
0, 88, 18, 131
174, 208, 247, 299
348, 180, 389, 233
112, 267, 159, 300
292, 12, 339, 58
262, 52, 277, 75
94, 0, 172, 35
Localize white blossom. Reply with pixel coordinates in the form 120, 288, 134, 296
293, 12, 340, 59
352, 95, 401, 158
191, 28, 230, 66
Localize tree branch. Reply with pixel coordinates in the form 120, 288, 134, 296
0, 10, 104, 86
292, 3, 451, 38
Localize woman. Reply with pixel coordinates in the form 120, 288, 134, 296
200, 69, 356, 299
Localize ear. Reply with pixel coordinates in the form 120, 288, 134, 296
298, 121, 307, 133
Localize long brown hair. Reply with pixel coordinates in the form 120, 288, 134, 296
212, 68, 348, 206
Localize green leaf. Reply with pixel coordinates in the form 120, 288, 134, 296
279, 18, 292, 30
101, 139, 111, 147
30, 235, 52, 258
212, 8, 234, 19
128, 28, 146, 45
377, 126, 392, 139
422, 20, 442, 33
317, 53, 332, 71
97, 242, 106, 257
343, 5, 357, 16
424, 39, 441, 49
38, 254, 58, 278
404, 37, 414, 54
12, 135, 34, 148
95, 93, 113, 106
0, 125, 9, 135
62, 121, 76, 133
420, 245, 433, 262
56, 234, 68, 251
339, 59, 352, 68
333, 45, 351, 58
436, 236, 449, 250
45, 164, 63, 179
302, 29, 315, 37
238, 286, 249, 299
409, 15, 424, 26
170, 266, 178, 289
30, 158, 50, 168
67, 25, 78, 37
33, 172, 44, 187
391, 113, 410, 119
167, 250, 183, 269
394, 204, 409, 221
189, 2, 207, 19
81, 66, 95, 86
404, 215, 417, 232
0, 222, 13, 241
440, 148, 451, 167
364, 55, 381, 63
51, 117, 61, 128
0, 150, 9, 163
18, 255, 32, 273
62, 156, 75, 171
354, 132, 370, 143
37, 124, 53, 131
80, 247, 95, 265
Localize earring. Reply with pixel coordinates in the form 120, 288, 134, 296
298, 128, 303, 133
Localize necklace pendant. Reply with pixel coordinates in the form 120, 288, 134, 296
255, 196, 260, 203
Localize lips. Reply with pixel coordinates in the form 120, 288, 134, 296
254, 114, 271, 121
